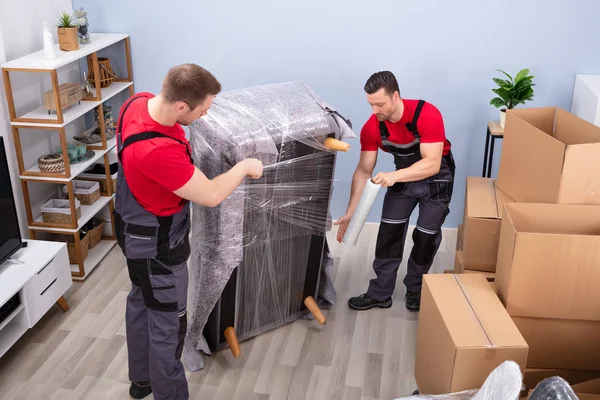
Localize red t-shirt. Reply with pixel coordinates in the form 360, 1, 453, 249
360, 99, 451, 155
118, 93, 195, 216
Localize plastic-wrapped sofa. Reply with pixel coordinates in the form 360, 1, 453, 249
183, 82, 356, 370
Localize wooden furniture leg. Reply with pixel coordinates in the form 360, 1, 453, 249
224, 326, 240, 358
56, 296, 70, 312
304, 296, 326, 325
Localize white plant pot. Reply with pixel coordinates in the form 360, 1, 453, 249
500, 109, 506, 129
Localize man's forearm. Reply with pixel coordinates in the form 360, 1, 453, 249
346, 171, 370, 214
395, 157, 440, 183
206, 163, 248, 206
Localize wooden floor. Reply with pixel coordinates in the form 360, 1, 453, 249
0, 224, 456, 400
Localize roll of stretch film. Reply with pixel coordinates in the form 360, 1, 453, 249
342, 179, 381, 245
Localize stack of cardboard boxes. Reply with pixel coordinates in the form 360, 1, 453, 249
416, 106, 600, 395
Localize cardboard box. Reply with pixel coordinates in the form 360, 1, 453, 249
462, 177, 513, 272
513, 317, 600, 371
497, 107, 600, 205
572, 379, 600, 400
496, 202, 600, 321
415, 274, 528, 394
454, 250, 496, 282
523, 369, 600, 393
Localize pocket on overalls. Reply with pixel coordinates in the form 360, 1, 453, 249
147, 260, 179, 313
169, 214, 190, 250
428, 179, 453, 202
124, 223, 159, 260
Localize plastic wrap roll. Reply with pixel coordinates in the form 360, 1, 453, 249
343, 179, 381, 245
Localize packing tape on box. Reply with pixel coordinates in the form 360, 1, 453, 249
343, 179, 381, 246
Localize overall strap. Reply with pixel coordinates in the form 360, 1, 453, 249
117, 94, 148, 151
119, 132, 193, 162
405, 100, 425, 139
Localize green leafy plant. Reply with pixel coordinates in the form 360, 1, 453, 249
57, 11, 77, 28
490, 69, 535, 110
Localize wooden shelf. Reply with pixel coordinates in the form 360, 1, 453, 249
30, 194, 115, 233
20, 137, 116, 182
2, 32, 132, 281
11, 82, 132, 128
71, 240, 117, 281
0, 33, 128, 71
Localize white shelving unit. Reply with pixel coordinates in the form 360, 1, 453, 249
1, 32, 133, 281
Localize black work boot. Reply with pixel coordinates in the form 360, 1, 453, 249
129, 381, 152, 399
405, 290, 421, 312
348, 293, 392, 311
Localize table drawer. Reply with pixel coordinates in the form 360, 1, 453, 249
23, 246, 70, 306
26, 267, 72, 327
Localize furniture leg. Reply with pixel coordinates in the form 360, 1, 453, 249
482, 126, 491, 177
487, 136, 496, 178
224, 327, 240, 358
56, 296, 70, 312
304, 296, 326, 325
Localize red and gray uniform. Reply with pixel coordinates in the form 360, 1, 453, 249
114, 94, 193, 400
361, 99, 455, 298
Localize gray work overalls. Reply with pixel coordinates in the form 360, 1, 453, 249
366, 100, 456, 300
114, 95, 191, 400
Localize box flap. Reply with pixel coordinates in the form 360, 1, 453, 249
559, 144, 600, 205
555, 108, 600, 145
572, 378, 600, 394
505, 203, 600, 236
466, 177, 498, 219
495, 186, 514, 218
423, 275, 490, 349
510, 107, 557, 135
455, 274, 527, 348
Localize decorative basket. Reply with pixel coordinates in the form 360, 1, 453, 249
60, 233, 90, 264
87, 57, 116, 88
63, 180, 101, 206
41, 198, 81, 225
38, 153, 65, 173
79, 163, 118, 194
87, 218, 105, 249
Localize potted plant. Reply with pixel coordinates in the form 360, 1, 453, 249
490, 68, 535, 128
56, 11, 79, 51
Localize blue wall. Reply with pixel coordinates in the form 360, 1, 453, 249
73, 0, 600, 227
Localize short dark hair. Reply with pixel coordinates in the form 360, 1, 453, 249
162, 63, 222, 109
364, 71, 400, 97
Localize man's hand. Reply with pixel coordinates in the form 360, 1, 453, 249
334, 213, 353, 243
241, 158, 263, 179
372, 171, 398, 188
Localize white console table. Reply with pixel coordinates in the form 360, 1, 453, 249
0, 239, 72, 358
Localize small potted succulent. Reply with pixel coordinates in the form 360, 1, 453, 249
490, 68, 535, 128
57, 11, 79, 51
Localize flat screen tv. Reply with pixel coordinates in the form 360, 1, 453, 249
0, 137, 23, 266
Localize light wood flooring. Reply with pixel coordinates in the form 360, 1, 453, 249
0, 224, 457, 400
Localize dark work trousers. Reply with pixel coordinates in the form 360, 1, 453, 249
366, 170, 453, 300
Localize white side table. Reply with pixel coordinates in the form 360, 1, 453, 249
0, 239, 72, 358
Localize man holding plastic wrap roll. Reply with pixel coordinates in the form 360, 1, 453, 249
336, 71, 455, 312
114, 64, 263, 400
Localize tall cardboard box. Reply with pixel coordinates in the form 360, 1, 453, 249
462, 177, 514, 272
496, 107, 600, 205
414, 274, 528, 394
513, 317, 600, 371
496, 203, 600, 321
453, 250, 496, 282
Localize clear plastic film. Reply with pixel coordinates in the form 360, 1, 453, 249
183, 82, 356, 371
395, 361, 523, 400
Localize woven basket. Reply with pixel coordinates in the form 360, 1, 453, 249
60, 233, 90, 264
38, 154, 65, 173
63, 180, 101, 206
88, 219, 105, 249
41, 198, 81, 225
87, 57, 116, 88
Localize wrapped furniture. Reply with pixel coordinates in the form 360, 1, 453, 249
183, 82, 355, 370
